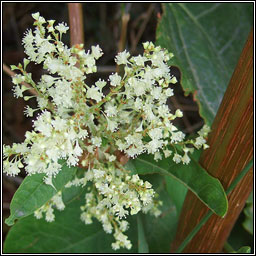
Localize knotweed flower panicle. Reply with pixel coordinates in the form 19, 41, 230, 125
3, 12, 210, 250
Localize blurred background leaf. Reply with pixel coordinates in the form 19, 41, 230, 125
242, 192, 253, 235
156, 3, 253, 124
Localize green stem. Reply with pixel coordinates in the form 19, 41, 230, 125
225, 159, 253, 195
175, 159, 253, 253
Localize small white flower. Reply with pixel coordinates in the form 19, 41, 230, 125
151, 87, 162, 100
55, 22, 69, 34
51, 118, 67, 131
134, 98, 143, 111
107, 118, 118, 132
93, 169, 105, 179
34, 209, 43, 219
95, 79, 106, 89
86, 86, 103, 102
103, 223, 113, 234
109, 73, 121, 87
91, 45, 103, 59
33, 111, 53, 137
22, 29, 34, 46
154, 151, 162, 161
91, 137, 102, 147
13, 85, 25, 98
171, 131, 185, 143
105, 103, 117, 117
32, 12, 40, 20
3, 161, 21, 177
173, 153, 182, 164
81, 212, 93, 224
133, 55, 147, 66
73, 140, 83, 156
198, 124, 211, 137
108, 155, 116, 162
115, 50, 130, 65
165, 88, 174, 97
170, 76, 177, 84
148, 128, 163, 140
194, 136, 206, 149
24, 106, 35, 117
175, 109, 183, 118
45, 207, 55, 222
182, 153, 190, 165
163, 149, 172, 158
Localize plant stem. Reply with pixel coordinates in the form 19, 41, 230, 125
68, 3, 84, 46
171, 29, 253, 253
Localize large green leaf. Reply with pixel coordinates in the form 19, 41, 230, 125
129, 153, 228, 217
156, 3, 253, 124
5, 161, 78, 226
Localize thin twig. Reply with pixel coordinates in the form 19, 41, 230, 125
116, 4, 130, 73
176, 104, 199, 112
118, 13, 130, 53
4, 174, 24, 186
130, 4, 155, 54
3, 202, 10, 210
182, 120, 204, 133
98, 66, 116, 73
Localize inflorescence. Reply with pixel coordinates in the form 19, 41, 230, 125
3, 12, 210, 250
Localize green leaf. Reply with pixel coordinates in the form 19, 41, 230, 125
242, 192, 253, 235
5, 161, 78, 226
137, 213, 149, 253
4, 186, 138, 253
165, 149, 202, 215
164, 176, 187, 215
156, 3, 253, 124
236, 246, 251, 253
224, 242, 251, 253
129, 153, 228, 217
141, 174, 179, 253
10, 65, 19, 71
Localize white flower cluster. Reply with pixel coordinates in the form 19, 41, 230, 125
65, 160, 161, 249
34, 191, 65, 222
3, 13, 210, 250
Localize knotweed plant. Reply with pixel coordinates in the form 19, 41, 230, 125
3, 13, 210, 250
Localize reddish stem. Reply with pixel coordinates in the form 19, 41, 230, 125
172, 29, 253, 253
68, 3, 84, 46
